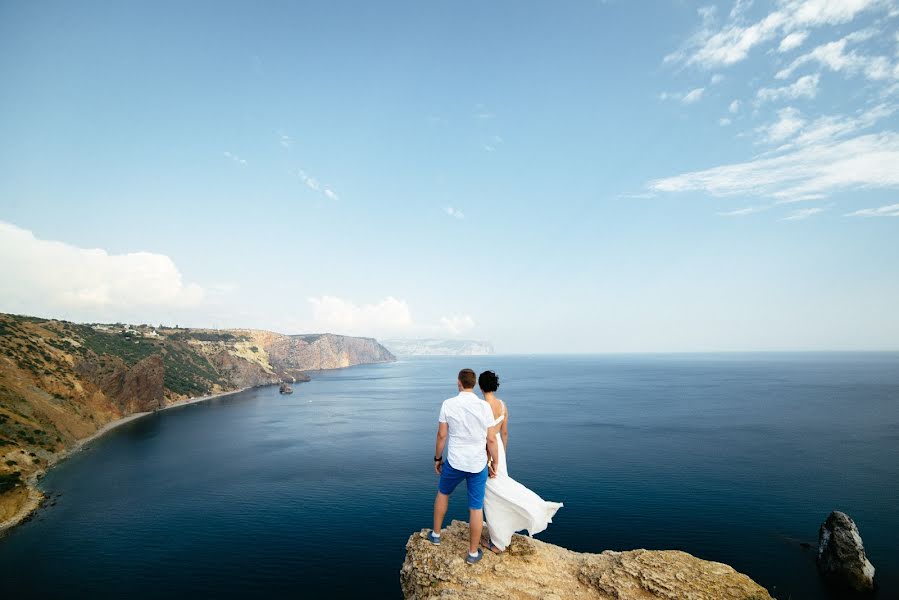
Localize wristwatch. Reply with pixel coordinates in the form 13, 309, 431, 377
434, 456, 443, 462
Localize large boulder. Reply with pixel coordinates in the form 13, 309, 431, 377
401, 520, 773, 600
817, 511, 875, 592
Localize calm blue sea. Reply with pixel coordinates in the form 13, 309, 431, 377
1, 354, 897, 599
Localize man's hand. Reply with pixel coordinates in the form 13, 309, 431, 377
435, 458, 443, 475
488, 462, 497, 478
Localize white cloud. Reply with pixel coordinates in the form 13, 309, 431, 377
444, 207, 465, 219
306, 296, 475, 338
757, 73, 820, 102
666, 0, 888, 68
299, 171, 321, 192
720, 117, 733, 126
776, 31, 894, 81
307, 296, 413, 336
729, 99, 741, 113
778, 30, 809, 52
780, 206, 827, 220
482, 135, 503, 152
0, 222, 204, 319
223, 151, 247, 165
718, 205, 770, 216
439, 315, 475, 336
845, 203, 899, 216
757, 107, 806, 143
682, 87, 706, 104
648, 130, 899, 202
711, 73, 725, 84
298, 169, 339, 200
279, 133, 292, 148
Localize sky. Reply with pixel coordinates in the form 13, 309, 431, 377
1, 0, 898, 353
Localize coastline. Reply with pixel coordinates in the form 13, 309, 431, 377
0, 386, 251, 535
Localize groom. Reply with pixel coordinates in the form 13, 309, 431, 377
429, 368, 499, 564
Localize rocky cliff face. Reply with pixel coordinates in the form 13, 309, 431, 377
401, 521, 772, 600
0, 313, 394, 530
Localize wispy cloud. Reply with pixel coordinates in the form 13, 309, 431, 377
756, 74, 819, 103
776, 30, 894, 81
298, 170, 320, 191
718, 205, 770, 217
756, 107, 806, 144
682, 87, 705, 104
780, 206, 827, 221
845, 203, 899, 217
474, 104, 495, 120
444, 206, 465, 219
729, 99, 741, 113
648, 131, 899, 203
223, 151, 247, 165
665, 0, 888, 69
279, 133, 292, 148
719, 117, 732, 126
482, 135, 503, 152
298, 169, 339, 200
778, 30, 809, 52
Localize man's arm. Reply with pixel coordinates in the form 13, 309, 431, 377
434, 422, 448, 474
486, 425, 499, 478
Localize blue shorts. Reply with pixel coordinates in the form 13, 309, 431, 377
438, 461, 488, 510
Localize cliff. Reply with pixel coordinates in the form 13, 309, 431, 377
0, 313, 394, 530
401, 521, 773, 600
383, 338, 495, 356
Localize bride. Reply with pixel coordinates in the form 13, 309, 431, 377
479, 370, 563, 552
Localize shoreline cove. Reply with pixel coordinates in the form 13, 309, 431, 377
0, 386, 253, 535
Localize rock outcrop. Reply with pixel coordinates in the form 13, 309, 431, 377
817, 511, 875, 592
401, 520, 772, 600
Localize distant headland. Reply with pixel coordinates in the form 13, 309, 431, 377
382, 338, 494, 356
0, 312, 395, 533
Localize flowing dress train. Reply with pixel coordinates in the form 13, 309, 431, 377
483, 402, 563, 551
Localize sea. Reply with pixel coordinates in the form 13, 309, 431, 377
1, 354, 897, 599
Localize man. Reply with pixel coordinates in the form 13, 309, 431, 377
430, 368, 499, 564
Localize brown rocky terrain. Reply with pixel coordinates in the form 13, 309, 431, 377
0, 313, 394, 531
401, 521, 773, 600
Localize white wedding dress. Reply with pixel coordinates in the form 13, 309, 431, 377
483, 401, 563, 551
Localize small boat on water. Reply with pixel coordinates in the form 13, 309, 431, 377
279, 383, 294, 395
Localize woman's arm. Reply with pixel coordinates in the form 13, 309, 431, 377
500, 404, 509, 450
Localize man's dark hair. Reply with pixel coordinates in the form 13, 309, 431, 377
458, 368, 477, 389
478, 370, 499, 393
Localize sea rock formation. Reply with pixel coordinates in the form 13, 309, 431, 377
817, 511, 875, 592
401, 520, 773, 600
383, 338, 494, 356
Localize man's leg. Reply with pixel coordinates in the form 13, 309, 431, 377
433, 492, 449, 534
466, 466, 489, 555
468, 508, 484, 554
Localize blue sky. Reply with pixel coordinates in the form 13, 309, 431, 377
1, 0, 897, 352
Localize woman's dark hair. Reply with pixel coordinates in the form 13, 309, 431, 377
478, 370, 500, 393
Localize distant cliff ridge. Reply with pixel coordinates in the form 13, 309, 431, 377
382, 338, 494, 356
0, 313, 394, 530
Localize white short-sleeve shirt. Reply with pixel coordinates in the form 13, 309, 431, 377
438, 391, 494, 473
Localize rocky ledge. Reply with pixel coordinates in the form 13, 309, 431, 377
401, 520, 772, 600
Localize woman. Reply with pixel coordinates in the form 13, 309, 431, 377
479, 370, 563, 552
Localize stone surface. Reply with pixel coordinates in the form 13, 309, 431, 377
401, 520, 773, 600
817, 511, 875, 592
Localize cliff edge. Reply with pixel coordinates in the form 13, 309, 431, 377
401, 521, 772, 600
